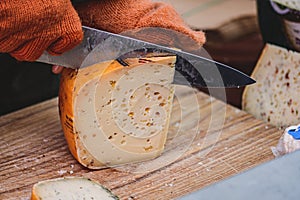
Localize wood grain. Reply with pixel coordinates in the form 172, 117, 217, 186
0, 88, 282, 200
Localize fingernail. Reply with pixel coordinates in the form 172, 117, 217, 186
52, 65, 60, 74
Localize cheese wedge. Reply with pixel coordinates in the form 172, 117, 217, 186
31, 177, 118, 200
59, 56, 176, 169
242, 44, 300, 128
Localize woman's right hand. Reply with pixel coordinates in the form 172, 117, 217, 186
0, 0, 83, 62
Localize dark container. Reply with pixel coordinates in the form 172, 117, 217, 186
257, 0, 300, 52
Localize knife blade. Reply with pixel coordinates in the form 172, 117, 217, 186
37, 26, 255, 88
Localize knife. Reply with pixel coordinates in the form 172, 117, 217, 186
37, 26, 255, 88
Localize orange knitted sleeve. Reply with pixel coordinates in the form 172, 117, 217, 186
0, 0, 83, 61
74, 0, 206, 46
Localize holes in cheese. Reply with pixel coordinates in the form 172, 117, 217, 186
31, 177, 119, 200
59, 56, 176, 169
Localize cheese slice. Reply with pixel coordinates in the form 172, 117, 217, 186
242, 44, 300, 128
31, 177, 118, 200
59, 56, 176, 169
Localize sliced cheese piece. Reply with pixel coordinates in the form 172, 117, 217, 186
242, 44, 300, 128
59, 56, 176, 169
31, 177, 118, 200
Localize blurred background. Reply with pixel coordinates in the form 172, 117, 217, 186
0, 0, 291, 115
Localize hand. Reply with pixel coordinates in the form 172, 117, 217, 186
74, 0, 205, 45
53, 0, 206, 74
0, 0, 83, 61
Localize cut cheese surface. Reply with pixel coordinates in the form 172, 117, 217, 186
59, 56, 176, 168
242, 44, 300, 128
31, 177, 118, 200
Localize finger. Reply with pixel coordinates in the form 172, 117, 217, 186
0, 35, 27, 53
10, 38, 53, 61
52, 65, 64, 74
48, 31, 83, 55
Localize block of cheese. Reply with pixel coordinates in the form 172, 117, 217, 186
31, 177, 118, 200
242, 44, 300, 128
59, 56, 176, 169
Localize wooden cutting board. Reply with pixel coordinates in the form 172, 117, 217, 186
0, 87, 283, 199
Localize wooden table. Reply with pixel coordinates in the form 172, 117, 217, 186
0, 87, 283, 200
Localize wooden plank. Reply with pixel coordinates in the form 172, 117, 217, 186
0, 89, 283, 200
